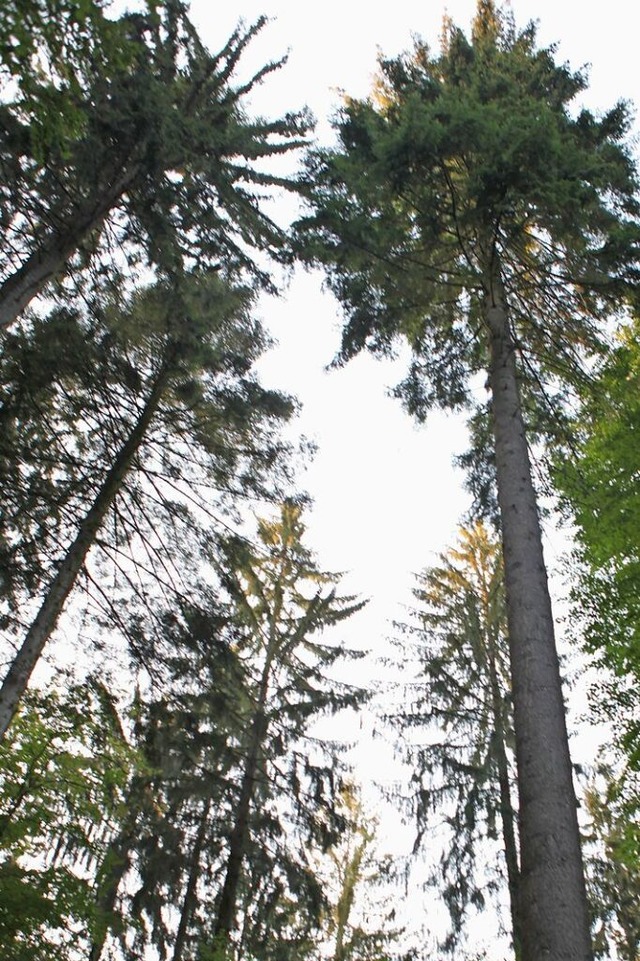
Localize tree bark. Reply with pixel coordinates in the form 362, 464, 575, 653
485, 274, 592, 961
0, 163, 140, 331
0, 367, 169, 739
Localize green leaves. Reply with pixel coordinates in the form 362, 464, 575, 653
554, 316, 640, 763
0, 678, 140, 957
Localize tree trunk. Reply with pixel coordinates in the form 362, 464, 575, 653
485, 276, 592, 961
0, 367, 169, 739
88, 823, 135, 961
486, 629, 523, 958
172, 798, 212, 961
213, 658, 271, 946
0, 163, 140, 331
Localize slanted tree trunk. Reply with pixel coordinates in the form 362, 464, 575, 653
485, 271, 592, 961
0, 366, 169, 739
213, 654, 272, 947
172, 797, 212, 961
486, 625, 523, 958
0, 162, 140, 331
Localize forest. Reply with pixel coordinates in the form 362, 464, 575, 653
0, 1, 639, 959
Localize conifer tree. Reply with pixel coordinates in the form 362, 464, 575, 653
0, 0, 309, 329
0, 274, 295, 738
208, 503, 367, 959
295, 4, 640, 957
84, 508, 366, 961
390, 524, 520, 955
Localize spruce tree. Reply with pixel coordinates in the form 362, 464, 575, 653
208, 503, 367, 958
0, 1, 309, 329
295, 4, 640, 957
390, 523, 520, 954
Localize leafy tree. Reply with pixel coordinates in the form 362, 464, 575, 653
554, 315, 640, 767
0, 273, 295, 738
0, 675, 140, 960
295, 4, 640, 956
583, 769, 640, 961
324, 783, 401, 961
0, 0, 309, 330
389, 523, 519, 955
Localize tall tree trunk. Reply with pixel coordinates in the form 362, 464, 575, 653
89, 822, 136, 961
485, 275, 592, 961
0, 163, 140, 331
172, 797, 212, 961
88, 768, 158, 961
0, 367, 169, 739
486, 628, 523, 958
213, 657, 271, 947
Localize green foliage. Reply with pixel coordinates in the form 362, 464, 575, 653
554, 316, 640, 764
324, 784, 402, 961
0, 677, 140, 958
0, 271, 296, 648
88, 506, 368, 960
0, 0, 133, 161
295, 0, 640, 439
208, 503, 369, 957
0, 0, 310, 328
583, 769, 640, 961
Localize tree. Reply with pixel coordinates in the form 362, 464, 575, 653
208, 502, 367, 958
84, 506, 366, 961
295, 4, 640, 957
553, 315, 640, 767
77, 593, 254, 961
0, 273, 295, 738
323, 783, 401, 961
0, 676, 140, 960
390, 523, 520, 955
0, 1, 309, 330
583, 769, 640, 961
